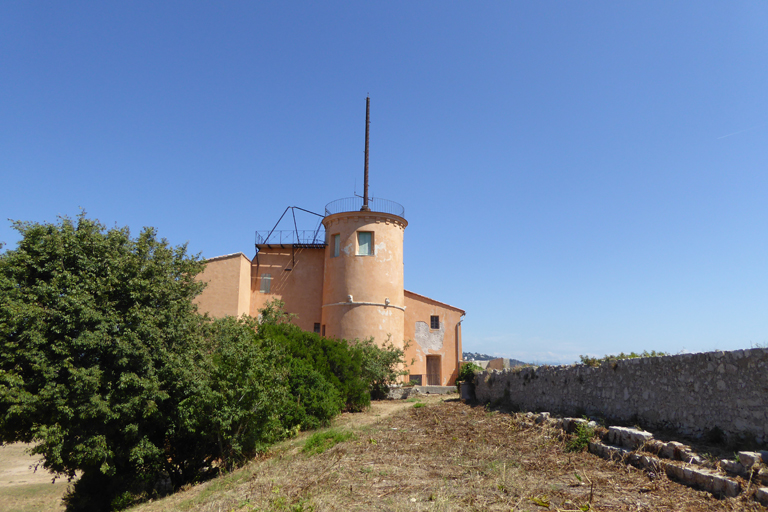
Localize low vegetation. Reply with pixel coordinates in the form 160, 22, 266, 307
578, 350, 670, 367
457, 361, 484, 384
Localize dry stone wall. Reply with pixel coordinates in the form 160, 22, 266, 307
474, 348, 768, 443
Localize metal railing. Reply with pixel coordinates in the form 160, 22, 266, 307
324, 197, 405, 218
255, 229, 326, 246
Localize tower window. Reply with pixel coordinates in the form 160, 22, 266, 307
260, 273, 272, 293
314, 323, 321, 334
430, 315, 440, 329
332, 234, 340, 257
357, 231, 373, 256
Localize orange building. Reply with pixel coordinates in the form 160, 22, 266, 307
195, 99, 465, 385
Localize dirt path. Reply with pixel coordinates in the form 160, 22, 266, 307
0, 443, 69, 512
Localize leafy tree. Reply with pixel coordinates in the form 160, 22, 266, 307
0, 214, 206, 510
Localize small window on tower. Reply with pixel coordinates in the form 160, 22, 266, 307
430, 315, 440, 329
332, 234, 340, 257
322, 325, 326, 336
260, 273, 272, 293
314, 323, 321, 334
357, 231, 373, 256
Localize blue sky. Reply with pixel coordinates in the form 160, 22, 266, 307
2, 2, 767, 364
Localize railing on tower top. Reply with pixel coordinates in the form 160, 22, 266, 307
324, 197, 405, 218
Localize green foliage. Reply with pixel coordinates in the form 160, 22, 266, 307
0, 222, 408, 510
458, 362, 484, 383
353, 336, 409, 399
566, 422, 595, 452
259, 320, 371, 412
577, 350, 669, 367
0, 214, 206, 509
302, 429, 354, 455
258, 301, 409, 411
257, 298, 296, 325
176, 316, 296, 475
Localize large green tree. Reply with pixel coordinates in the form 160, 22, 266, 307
0, 214, 206, 509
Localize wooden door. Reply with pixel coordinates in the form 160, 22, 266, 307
426, 356, 441, 386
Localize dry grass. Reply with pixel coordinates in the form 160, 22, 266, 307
0, 443, 68, 512
131, 397, 767, 512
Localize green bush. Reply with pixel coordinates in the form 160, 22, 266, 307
257, 303, 408, 411
283, 358, 343, 431
566, 422, 595, 452
259, 321, 371, 411
458, 362, 484, 383
353, 336, 409, 399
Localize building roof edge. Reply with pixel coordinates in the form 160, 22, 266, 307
204, 252, 252, 263
404, 289, 465, 314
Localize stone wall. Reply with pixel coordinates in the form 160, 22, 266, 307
474, 348, 768, 443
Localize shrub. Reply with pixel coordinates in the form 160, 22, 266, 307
353, 336, 409, 399
566, 422, 595, 452
259, 321, 371, 411
458, 362, 484, 383
257, 301, 408, 411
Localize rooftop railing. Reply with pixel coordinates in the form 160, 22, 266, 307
324, 197, 405, 218
255, 229, 326, 246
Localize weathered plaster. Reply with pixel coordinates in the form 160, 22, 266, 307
415, 321, 445, 351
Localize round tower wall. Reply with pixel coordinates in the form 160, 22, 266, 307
321, 211, 407, 349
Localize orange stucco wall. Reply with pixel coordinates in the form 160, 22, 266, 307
321, 211, 407, 349
250, 246, 325, 333
404, 290, 465, 386
194, 253, 252, 318
192, 212, 466, 388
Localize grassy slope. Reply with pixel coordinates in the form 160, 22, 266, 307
130, 396, 766, 512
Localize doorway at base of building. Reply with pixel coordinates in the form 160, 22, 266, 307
426, 355, 441, 386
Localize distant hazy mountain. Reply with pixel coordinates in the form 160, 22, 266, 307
463, 352, 529, 367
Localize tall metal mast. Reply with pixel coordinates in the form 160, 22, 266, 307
362, 96, 371, 211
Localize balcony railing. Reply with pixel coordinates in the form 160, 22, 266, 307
255, 229, 326, 246
324, 197, 405, 218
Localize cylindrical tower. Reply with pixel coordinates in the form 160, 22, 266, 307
321, 200, 407, 349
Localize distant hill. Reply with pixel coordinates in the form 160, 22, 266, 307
463, 351, 494, 361
463, 352, 529, 367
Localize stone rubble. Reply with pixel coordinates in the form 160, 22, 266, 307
527, 411, 768, 504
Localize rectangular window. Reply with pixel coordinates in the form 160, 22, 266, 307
259, 273, 272, 293
357, 231, 372, 256
332, 234, 340, 257
314, 323, 321, 334
430, 315, 440, 329
321, 325, 326, 336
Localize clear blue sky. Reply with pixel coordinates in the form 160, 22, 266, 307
2, 2, 767, 364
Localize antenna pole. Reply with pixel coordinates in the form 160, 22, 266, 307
362, 96, 370, 211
